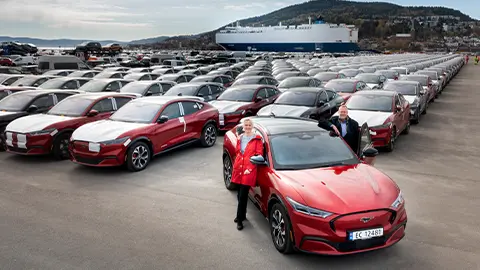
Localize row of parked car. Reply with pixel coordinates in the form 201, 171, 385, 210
0, 53, 464, 172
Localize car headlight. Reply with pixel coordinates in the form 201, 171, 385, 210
29, 128, 57, 136
391, 191, 404, 209
370, 122, 392, 129
99, 137, 130, 146
286, 197, 333, 218
224, 110, 245, 116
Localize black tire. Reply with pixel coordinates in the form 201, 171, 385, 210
223, 154, 237, 190
385, 128, 396, 152
269, 203, 295, 254
52, 132, 71, 160
422, 104, 427, 115
200, 123, 217, 147
0, 134, 6, 152
126, 141, 151, 172
402, 121, 410, 135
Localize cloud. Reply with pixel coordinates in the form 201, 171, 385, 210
224, 3, 267, 11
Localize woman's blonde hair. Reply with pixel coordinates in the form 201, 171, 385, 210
243, 118, 253, 126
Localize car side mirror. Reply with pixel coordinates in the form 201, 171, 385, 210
87, 109, 99, 117
255, 97, 263, 102
362, 147, 378, 166
250, 155, 267, 165
26, 105, 38, 113
157, 115, 169, 123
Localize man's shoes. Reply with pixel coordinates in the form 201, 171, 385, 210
234, 217, 247, 223
237, 222, 244, 230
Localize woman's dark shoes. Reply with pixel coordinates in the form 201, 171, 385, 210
234, 217, 247, 223
237, 222, 244, 230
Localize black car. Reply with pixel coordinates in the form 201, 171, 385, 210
76, 42, 102, 52
0, 90, 80, 151
256, 87, 344, 120
163, 82, 225, 102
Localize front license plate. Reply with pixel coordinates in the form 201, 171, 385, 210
88, 142, 100, 152
349, 228, 383, 241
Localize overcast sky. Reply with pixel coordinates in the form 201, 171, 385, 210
0, 0, 478, 41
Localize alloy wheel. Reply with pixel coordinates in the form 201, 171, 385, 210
205, 126, 216, 146
271, 209, 286, 248
59, 138, 70, 158
223, 156, 232, 186
132, 145, 149, 169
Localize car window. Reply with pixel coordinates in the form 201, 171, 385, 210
112, 73, 122, 78
140, 74, 151, 81
78, 79, 90, 86
266, 88, 277, 97
210, 85, 222, 95
3, 77, 20, 86
91, 98, 114, 112
326, 90, 336, 101
105, 82, 120, 91
267, 78, 278, 85
114, 97, 132, 109
161, 102, 181, 119
198, 86, 210, 97
182, 101, 201, 116
55, 93, 73, 102
32, 94, 55, 109
34, 78, 48, 86
63, 80, 78, 89
256, 89, 267, 99
318, 91, 328, 102
176, 76, 186, 83
147, 84, 162, 96
160, 83, 172, 92
213, 77, 222, 83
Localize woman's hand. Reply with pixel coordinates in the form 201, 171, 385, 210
244, 169, 250, 174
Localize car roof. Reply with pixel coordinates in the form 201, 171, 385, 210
228, 84, 267, 90
89, 78, 130, 82
281, 77, 311, 81
355, 90, 395, 96
327, 78, 357, 83
246, 116, 324, 136
384, 80, 420, 85
284, 87, 325, 93
130, 96, 204, 104
173, 82, 213, 87
72, 92, 137, 99
122, 81, 157, 86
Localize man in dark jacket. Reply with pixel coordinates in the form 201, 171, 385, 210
318, 104, 360, 152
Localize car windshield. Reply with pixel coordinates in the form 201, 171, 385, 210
340, 70, 360, 77
78, 80, 108, 92
48, 96, 93, 116
270, 131, 359, 170
355, 74, 379, 84
277, 78, 310, 88
324, 81, 355, 93
164, 85, 197, 96
274, 91, 317, 106
37, 79, 66, 89
399, 76, 427, 86
376, 70, 397, 79
417, 72, 437, 80
347, 94, 392, 112
110, 101, 161, 123
383, 83, 417, 95
315, 73, 338, 81
217, 88, 255, 102
0, 92, 36, 111
10, 76, 39, 86
391, 68, 407, 75
119, 83, 149, 94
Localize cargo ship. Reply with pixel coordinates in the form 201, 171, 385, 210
215, 17, 359, 53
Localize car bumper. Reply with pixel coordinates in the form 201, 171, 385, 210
69, 140, 127, 167
369, 128, 391, 148
4, 132, 53, 155
291, 207, 407, 255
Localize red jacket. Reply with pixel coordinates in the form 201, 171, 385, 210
231, 134, 264, 187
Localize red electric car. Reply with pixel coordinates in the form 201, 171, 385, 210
69, 96, 219, 171
5, 92, 138, 159
222, 117, 407, 255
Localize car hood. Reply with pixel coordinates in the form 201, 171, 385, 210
71, 119, 151, 142
278, 164, 399, 214
339, 110, 392, 127
403, 95, 417, 104
257, 104, 311, 117
6, 114, 79, 133
0, 111, 27, 122
209, 100, 251, 113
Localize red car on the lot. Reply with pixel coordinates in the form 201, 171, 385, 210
324, 79, 370, 101
338, 90, 410, 152
4, 92, 138, 159
69, 96, 219, 172
222, 117, 406, 255
0, 86, 36, 101
209, 84, 280, 131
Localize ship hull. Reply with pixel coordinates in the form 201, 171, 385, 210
217, 42, 359, 53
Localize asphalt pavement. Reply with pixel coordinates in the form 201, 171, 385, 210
0, 62, 479, 270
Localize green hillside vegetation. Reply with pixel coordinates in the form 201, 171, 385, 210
147, 0, 476, 50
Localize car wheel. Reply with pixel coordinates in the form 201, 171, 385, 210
0, 134, 6, 152
402, 121, 410, 135
126, 141, 150, 172
422, 104, 428, 115
385, 128, 396, 152
223, 154, 237, 190
200, 123, 217, 147
52, 133, 71, 160
270, 203, 295, 254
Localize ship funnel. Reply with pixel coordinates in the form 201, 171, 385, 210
308, 17, 312, 25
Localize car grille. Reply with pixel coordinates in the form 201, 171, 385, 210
337, 236, 386, 252
73, 155, 103, 165
7, 146, 28, 153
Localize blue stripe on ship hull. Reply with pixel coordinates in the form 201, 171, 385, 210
218, 43, 359, 53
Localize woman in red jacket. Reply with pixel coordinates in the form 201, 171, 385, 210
231, 118, 264, 230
